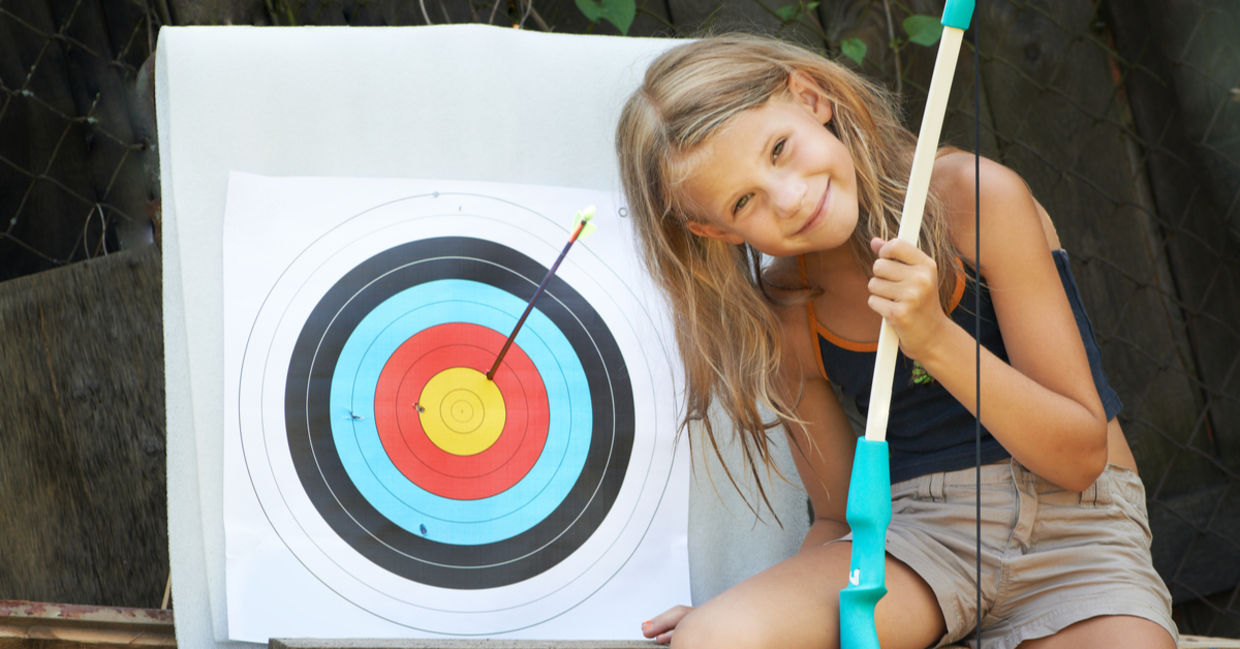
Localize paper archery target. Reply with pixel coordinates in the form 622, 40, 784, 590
235, 190, 677, 635
286, 235, 632, 585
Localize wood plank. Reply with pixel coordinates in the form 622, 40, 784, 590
1180, 637, 1240, 649
0, 245, 166, 607
0, 600, 174, 648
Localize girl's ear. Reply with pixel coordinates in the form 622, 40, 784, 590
787, 70, 833, 124
686, 220, 745, 245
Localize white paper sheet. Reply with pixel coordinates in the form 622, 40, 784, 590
221, 173, 689, 641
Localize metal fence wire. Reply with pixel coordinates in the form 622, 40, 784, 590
0, 0, 158, 281
1, 0, 1236, 639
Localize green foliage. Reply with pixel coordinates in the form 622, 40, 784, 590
901, 14, 943, 46
575, 0, 636, 34
841, 37, 867, 65
264, 0, 300, 26
568, 2, 940, 69
839, 12, 942, 66
775, 1, 819, 22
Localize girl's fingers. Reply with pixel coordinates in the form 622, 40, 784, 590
871, 236, 918, 260
641, 605, 693, 643
641, 621, 675, 644
870, 236, 887, 255
869, 264, 935, 300
872, 238, 936, 269
866, 276, 900, 301
869, 238, 938, 302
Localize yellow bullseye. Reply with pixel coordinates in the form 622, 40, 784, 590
418, 367, 506, 456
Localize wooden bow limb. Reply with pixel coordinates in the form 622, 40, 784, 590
838, 3, 975, 649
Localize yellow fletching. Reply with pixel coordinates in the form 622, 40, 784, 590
573, 205, 598, 238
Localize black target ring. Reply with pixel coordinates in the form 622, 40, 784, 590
284, 236, 634, 589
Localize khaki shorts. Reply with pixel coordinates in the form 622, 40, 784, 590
844, 460, 1177, 649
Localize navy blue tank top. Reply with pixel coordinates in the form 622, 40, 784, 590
805, 250, 1122, 484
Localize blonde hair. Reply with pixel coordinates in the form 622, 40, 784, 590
615, 33, 956, 513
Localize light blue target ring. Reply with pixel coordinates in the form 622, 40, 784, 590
329, 279, 591, 545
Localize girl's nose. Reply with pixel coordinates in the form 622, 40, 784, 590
772, 177, 808, 219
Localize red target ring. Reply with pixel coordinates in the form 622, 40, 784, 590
373, 323, 549, 500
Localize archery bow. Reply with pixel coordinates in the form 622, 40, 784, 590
838, 3, 975, 648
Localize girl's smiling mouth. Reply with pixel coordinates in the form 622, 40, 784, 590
796, 178, 831, 236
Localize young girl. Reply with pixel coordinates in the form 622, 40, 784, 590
616, 34, 1176, 649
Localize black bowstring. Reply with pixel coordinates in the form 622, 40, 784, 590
971, 12, 983, 649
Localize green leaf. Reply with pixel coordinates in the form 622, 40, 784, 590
575, 0, 636, 34
776, 1, 820, 22
775, 3, 800, 22
841, 37, 867, 65
902, 14, 943, 46
574, 0, 605, 22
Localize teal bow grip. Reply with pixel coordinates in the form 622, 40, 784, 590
839, 439, 892, 649
941, 0, 974, 30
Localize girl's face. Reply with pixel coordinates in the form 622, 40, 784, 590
678, 75, 859, 258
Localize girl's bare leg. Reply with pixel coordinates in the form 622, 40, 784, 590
669, 541, 945, 649
1017, 616, 1175, 649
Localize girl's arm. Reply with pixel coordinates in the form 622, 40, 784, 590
772, 297, 858, 549
868, 154, 1108, 491
786, 379, 855, 550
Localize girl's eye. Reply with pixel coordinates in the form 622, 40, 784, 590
733, 194, 751, 214
771, 138, 786, 161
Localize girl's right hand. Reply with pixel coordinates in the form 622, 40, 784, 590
641, 605, 693, 645
867, 236, 950, 361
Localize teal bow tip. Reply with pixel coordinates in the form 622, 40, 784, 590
941, 0, 975, 30
839, 439, 892, 649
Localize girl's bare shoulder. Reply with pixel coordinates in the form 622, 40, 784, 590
932, 151, 1043, 256
933, 151, 1032, 208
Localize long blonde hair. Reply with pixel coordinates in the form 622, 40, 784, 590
615, 33, 955, 512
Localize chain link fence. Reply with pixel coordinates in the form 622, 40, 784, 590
2, 0, 1236, 638
0, 0, 159, 282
